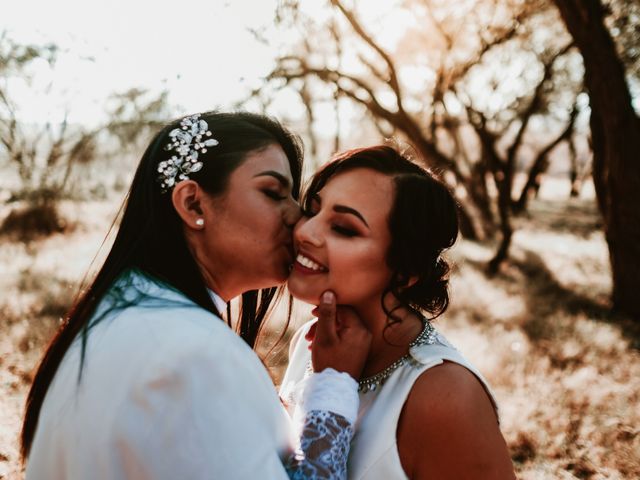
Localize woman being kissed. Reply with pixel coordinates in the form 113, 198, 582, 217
283, 146, 516, 479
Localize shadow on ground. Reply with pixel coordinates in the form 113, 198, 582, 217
466, 249, 640, 351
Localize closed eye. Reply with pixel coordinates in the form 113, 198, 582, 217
263, 189, 287, 201
332, 225, 358, 237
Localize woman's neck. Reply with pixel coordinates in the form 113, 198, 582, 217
353, 299, 424, 378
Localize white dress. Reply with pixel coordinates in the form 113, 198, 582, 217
27, 271, 355, 480
281, 322, 499, 480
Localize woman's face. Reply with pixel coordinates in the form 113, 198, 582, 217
200, 144, 300, 299
288, 168, 395, 308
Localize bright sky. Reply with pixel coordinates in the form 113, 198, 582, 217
5, 0, 638, 133
3, 0, 413, 143
3, 0, 284, 125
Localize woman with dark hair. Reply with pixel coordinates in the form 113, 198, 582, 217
22, 112, 371, 480
281, 146, 516, 479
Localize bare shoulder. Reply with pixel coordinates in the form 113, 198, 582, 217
397, 361, 515, 480
406, 361, 496, 421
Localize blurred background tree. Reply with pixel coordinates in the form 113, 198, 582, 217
263, 0, 639, 316
0, 33, 174, 239
105, 87, 171, 154
0, 34, 98, 236
553, 0, 640, 317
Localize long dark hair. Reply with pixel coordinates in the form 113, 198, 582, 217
21, 111, 303, 460
302, 145, 458, 322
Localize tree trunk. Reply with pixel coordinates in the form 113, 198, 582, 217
470, 120, 515, 272
489, 175, 513, 274
568, 136, 581, 197
455, 201, 482, 241
467, 162, 495, 232
554, 0, 640, 317
514, 110, 576, 213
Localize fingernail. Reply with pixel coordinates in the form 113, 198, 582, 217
322, 291, 335, 304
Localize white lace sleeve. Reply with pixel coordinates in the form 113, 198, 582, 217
283, 369, 359, 480
285, 410, 353, 480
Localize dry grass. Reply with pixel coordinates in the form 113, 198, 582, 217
1, 188, 638, 479
0, 198, 121, 480
440, 197, 640, 479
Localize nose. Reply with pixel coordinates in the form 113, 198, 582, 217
294, 214, 323, 247
283, 198, 302, 228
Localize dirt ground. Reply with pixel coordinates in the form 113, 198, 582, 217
1, 188, 638, 479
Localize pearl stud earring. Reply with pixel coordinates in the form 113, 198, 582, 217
195, 218, 204, 227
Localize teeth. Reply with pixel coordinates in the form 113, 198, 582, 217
296, 254, 325, 271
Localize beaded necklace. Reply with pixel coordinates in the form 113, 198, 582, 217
305, 319, 438, 393
357, 320, 436, 393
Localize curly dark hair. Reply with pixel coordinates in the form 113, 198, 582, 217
302, 145, 458, 323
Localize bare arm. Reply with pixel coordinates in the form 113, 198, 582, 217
397, 362, 516, 480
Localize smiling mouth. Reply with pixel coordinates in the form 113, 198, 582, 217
294, 253, 328, 273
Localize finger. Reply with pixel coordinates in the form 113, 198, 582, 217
335, 309, 370, 345
305, 321, 317, 343
336, 306, 365, 330
315, 290, 338, 344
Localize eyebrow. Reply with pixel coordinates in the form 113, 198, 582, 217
254, 170, 291, 188
334, 205, 370, 228
313, 194, 369, 228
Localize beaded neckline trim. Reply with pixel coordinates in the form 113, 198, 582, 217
357, 320, 436, 393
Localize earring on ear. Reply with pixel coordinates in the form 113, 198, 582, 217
195, 218, 204, 227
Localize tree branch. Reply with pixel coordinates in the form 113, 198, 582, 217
330, 0, 405, 112
514, 101, 580, 211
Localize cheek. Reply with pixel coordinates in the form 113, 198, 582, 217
328, 246, 390, 302
240, 197, 282, 243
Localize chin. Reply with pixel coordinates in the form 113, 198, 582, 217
287, 280, 321, 305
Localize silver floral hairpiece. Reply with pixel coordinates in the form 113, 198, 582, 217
157, 113, 219, 193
